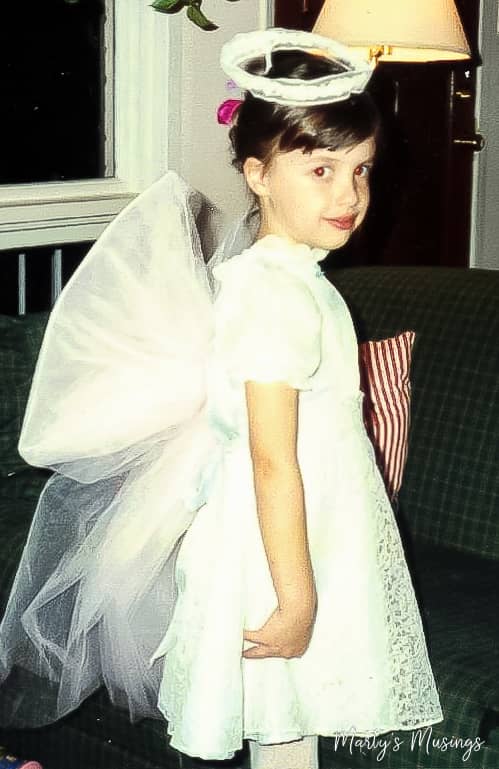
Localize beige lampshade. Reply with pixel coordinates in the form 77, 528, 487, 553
312, 0, 471, 62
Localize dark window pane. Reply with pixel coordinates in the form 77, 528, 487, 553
24, 252, 53, 311
0, 0, 109, 184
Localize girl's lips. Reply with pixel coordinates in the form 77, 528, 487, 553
326, 216, 356, 231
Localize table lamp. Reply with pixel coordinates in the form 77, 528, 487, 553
312, 0, 471, 64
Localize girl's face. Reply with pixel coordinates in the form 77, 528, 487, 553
244, 136, 376, 253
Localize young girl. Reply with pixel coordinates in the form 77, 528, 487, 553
0, 28, 442, 769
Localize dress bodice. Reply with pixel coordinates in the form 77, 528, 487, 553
207, 234, 363, 450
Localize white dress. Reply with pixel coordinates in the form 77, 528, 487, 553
151, 233, 444, 760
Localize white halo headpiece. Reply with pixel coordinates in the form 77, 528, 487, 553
220, 28, 375, 107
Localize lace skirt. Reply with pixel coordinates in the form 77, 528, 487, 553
151, 401, 444, 761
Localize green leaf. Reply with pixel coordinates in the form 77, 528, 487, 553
151, 0, 185, 13
186, 4, 218, 30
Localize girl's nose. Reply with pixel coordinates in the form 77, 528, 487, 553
334, 175, 359, 210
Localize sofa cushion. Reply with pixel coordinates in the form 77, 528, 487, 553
326, 266, 499, 562
0, 685, 184, 769
403, 539, 499, 768
0, 497, 38, 613
409, 538, 499, 703
0, 314, 48, 478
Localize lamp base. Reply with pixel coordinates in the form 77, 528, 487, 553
368, 44, 393, 64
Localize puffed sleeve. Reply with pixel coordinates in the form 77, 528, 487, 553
212, 256, 322, 390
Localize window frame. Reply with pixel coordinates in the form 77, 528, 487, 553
0, 1, 180, 249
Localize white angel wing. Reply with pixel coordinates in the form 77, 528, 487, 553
18, 170, 215, 480
0, 170, 257, 727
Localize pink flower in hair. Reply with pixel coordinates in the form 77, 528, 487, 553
217, 98, 243, 126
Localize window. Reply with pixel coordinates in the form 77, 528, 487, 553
1, 0, 112, 185
0, 1, 178, 249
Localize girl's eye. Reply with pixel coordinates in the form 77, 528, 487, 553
313, 166, 332, 178
354, 163, 372, 178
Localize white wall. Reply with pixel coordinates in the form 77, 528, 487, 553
166, 0, 273, 232
474, 0, 499, 269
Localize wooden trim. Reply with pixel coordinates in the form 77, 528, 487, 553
0, 180, 134, 248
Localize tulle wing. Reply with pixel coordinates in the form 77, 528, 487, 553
0, 171, 225, 725
19, 170, 215, 479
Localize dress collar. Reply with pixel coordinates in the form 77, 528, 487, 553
211, 232, 329, 284
251, 234, 329, 270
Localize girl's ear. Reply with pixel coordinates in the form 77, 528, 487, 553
243, 157, 270, 199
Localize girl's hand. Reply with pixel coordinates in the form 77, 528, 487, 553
242, 601, 317, 660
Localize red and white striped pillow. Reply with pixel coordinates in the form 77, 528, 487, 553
359, 331, 416, 502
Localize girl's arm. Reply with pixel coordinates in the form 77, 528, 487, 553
244, 380, 317, 655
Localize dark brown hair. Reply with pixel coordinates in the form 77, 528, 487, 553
229, 49, 381, 174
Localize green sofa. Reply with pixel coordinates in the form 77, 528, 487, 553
0, 266, 498, 769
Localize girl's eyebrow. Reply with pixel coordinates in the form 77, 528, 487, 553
302, 152, 375, 165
